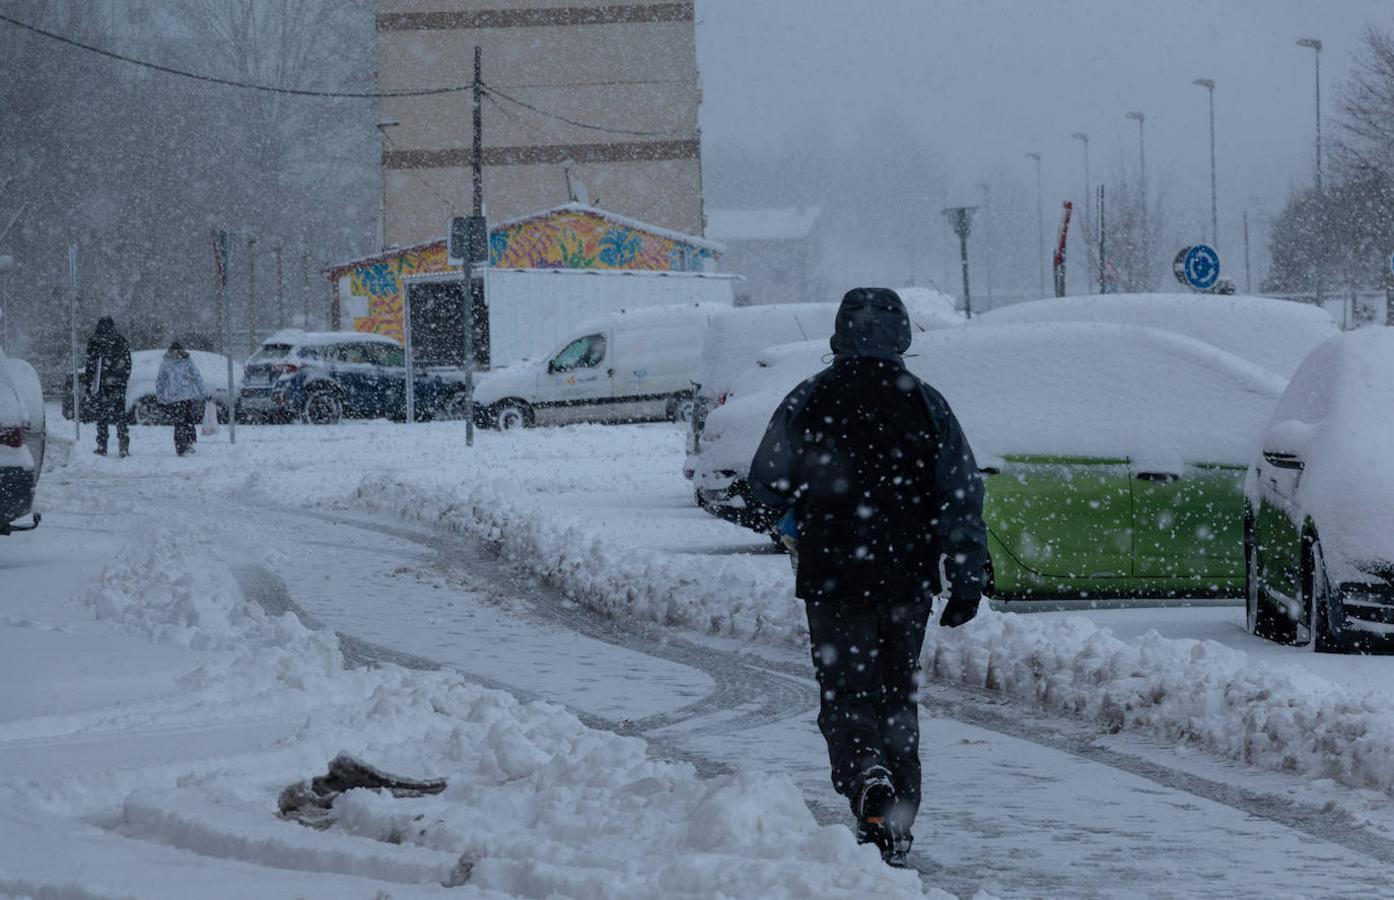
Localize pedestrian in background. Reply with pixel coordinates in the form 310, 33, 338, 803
155, 342, 208, 456
748, 287, 988, 867
83, 316, 132, 457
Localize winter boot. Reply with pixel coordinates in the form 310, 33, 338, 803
854, 767, 913, 867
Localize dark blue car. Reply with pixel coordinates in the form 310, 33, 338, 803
238, 332, 470, 425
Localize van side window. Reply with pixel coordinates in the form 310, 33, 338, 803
551, 334, 606, 372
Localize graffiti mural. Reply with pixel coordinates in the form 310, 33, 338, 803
489, 209, 715, 272
328, 205, 720, 341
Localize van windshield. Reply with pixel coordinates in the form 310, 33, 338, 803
551, 334, 606, 371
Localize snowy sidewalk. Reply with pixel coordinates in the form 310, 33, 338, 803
1, 446, 942, 898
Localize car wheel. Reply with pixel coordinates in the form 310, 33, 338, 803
133, 396, 162, 425
1303, 534, 1341, 653
669, 395, 696, 424
438, 390, 472, 421
304, 391, 343, 425
493, 400, 532, 431
1243, 513, 1278, 639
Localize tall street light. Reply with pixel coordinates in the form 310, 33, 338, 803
1125, 112, 1147, 288
1193, 79, 1218, 246
1296, 38, 1322, 192
1071, 132, 1091, 293
1026, 151, 1045, 295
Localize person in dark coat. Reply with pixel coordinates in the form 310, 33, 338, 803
748, 287, 988, 867
83, 316, 132, 457
155, 342, 208, 456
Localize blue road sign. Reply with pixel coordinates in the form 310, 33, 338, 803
1184, 244, 1221, 291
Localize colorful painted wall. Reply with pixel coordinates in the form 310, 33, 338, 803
328, 205, 719, 342
488, 208, 716, 272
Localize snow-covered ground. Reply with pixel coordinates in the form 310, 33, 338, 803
10, 414, 1394, 897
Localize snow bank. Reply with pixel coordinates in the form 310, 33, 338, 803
5, 526, 934, 898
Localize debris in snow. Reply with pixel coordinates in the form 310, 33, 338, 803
278, 753, 448, 830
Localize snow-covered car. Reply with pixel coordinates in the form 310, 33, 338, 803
695, 322, 1286, 599
243, 331, 471, 425
62, 349, 239, 425
973, 293, 1338, 379
0, 349, 44, 534
1244, 328, 1394, 652
685, 290, 964, 479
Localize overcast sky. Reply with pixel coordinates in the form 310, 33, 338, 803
696, 0, 1392, 267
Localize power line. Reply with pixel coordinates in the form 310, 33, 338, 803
0, 12, 473, 99
481, 81, 691, 138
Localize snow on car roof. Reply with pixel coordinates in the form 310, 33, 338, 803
1277, 328, 1394, 574
705, 321, 1285, 472
259, 330, 401, 348
974, 293, 1337, 379
695, 303, 840, 395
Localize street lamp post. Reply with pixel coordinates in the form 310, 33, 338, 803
1125, 111, 1147, 288
1193, 79, 1218, 246
1026, 151, 1045, 295
1297, 38, 1325, 309
1071, 132, 1091, 292
245, 234, 258, 358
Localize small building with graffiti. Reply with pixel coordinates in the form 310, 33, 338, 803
324, 203, 724, 365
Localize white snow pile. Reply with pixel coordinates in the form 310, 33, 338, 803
926, 607, 1394, 795
343, 436, 1394, 801
5, 529, 935, 899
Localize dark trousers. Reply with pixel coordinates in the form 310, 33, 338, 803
804, 593, 933, 824
172, 399, 200, 454
93, 389, 128, 454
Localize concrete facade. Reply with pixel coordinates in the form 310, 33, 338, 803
375, 0, 705, 248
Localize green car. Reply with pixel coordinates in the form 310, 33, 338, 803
695, 322, 1287, 599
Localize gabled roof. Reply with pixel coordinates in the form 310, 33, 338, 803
492, 202, 724, 253
704, 206, 823, 242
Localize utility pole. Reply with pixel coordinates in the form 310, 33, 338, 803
1193, 79, 1218, 246
1071, 133, 1091, 292
463, 44, 485, 447
301, 244, 310, 329
1026, 151, 1045, 295
975, 182, 994, 309
1098, 185, 1108, 294
942, 207, 977, 318
1297, 38, 1324, 307
274, 241, 285, 330
1242, 210, 1252, 294
1126, 111, 1147, 288
246, 234, 258, 357
68, 244, 80, 443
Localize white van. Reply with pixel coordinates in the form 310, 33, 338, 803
473, 304, 724, 429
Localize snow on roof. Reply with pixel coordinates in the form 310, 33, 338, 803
1280, 328, 1394, 578
261, 330, 400, 347
704, 207, 823, 242
975, 293, 1338, 379
491, 203, 725, 253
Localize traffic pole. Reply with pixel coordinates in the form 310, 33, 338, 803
68, 244, 79, 444
464, 45, 484, 448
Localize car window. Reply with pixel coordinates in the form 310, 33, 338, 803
334, 343, 372, 365
551, 333, 606, 372
249, 343, 294, 363
370, 344, 405, 367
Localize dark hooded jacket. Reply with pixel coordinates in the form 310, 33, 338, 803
748, 288, 987, 604
84, 317, 132, 397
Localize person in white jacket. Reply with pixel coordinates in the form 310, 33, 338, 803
155, 342, 208, 456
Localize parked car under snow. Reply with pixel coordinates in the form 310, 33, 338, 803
1245, 328, 1394, 652
694, 322, 1287, 600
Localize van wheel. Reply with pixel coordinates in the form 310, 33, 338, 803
494, 400, 533, 431
669, 395, 696, 423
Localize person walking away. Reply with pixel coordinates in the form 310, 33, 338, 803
83, 316, 132, 457
748, 287, 988, 867
155, 343, 208, 456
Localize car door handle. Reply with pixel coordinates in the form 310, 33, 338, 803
1135, 471, 1179, 483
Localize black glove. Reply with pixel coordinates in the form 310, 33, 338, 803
939, 594, 980, 628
